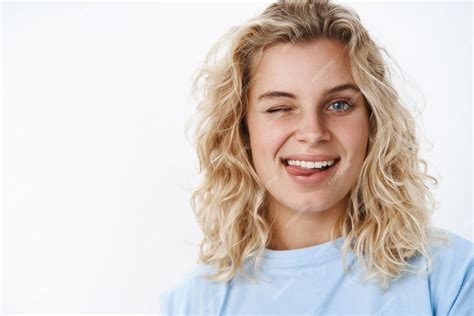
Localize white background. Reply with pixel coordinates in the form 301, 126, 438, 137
1, 0, 472, 313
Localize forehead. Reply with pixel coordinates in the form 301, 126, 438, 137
248, 39, 355, 100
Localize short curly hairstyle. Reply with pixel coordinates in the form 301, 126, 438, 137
185, 0, 450, 291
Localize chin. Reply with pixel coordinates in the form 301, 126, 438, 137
306, 193, 344, 211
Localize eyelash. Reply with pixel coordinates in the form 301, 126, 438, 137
266, 100, 353, 114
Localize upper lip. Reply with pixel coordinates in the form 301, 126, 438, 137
281, 154, 339, 163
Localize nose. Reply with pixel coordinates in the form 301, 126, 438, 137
294, 110, 331, 145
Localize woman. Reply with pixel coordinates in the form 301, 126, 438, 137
161, 0, 473, 314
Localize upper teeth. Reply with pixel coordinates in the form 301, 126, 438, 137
287, 159, 336, 169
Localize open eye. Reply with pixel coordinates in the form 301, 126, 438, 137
327, 100, 353, 113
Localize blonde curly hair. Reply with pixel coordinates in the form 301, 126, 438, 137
185, 0, 450, 291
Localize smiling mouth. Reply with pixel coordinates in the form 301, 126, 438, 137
281, 158, 340, 170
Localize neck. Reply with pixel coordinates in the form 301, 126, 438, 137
267, 196, 347, 250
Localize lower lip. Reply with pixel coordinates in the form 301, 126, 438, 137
283, 159, 340, 186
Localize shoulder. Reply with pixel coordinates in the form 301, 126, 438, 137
429, 227, 473, 272
159, 264, 229, 315
428, 227, 474, 315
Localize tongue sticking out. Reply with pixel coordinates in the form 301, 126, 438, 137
285, 163, 332, 176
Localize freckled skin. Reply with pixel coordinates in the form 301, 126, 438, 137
246, 39, 370, 249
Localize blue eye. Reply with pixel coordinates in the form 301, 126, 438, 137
328, 100, 353, 112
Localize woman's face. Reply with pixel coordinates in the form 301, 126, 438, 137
246, 38, 370, 216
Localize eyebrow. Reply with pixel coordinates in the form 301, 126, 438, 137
257, 83, 361, 101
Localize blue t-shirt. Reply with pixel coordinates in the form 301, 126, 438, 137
160, 228, 473, 315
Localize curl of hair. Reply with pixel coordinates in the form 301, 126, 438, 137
185, 0, 450, 291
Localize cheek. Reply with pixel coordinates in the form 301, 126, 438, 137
247, 117, 289, 169
336, 117, 369, 159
